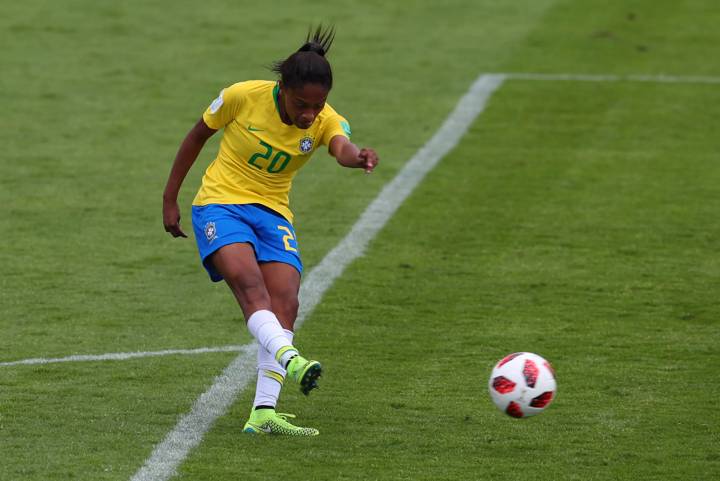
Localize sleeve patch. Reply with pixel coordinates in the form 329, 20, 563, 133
340, 120, 351, 137
209, 89, 225, 114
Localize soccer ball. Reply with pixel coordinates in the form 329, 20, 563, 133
488, 352, 557, 418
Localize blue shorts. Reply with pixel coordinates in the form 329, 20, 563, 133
191, 203, 302, 282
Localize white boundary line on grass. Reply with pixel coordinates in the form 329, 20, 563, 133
3, 71, 719, 370
0, 346, 244, 367
505, 72, 720, 84
129, 73, 507, 481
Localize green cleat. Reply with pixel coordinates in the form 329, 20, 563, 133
286, 355, 322, 395
242, 409, 319, 436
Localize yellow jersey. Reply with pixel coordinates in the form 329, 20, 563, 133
192, 80, 350, 223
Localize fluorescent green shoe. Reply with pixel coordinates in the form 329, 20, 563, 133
242, 409, 319, 436
286, 355, 322, 395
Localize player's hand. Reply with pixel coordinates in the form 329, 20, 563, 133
359, 148, 379, 174
163, 200, 187, 238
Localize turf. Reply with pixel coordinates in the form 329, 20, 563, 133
179, 79, 720, 481
1, 0, 719, 480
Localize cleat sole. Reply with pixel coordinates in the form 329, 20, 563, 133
300, 362, 322, 396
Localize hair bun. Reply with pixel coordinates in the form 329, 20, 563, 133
298, 42, 325, 56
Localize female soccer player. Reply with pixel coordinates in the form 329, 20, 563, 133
162, 26, 378, 436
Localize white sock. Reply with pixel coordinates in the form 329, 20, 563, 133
246, 310, 298, 367
252, 329, 295, 408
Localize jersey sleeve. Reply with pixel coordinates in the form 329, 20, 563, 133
319, 112, 352, 146
202, 82, 246, 130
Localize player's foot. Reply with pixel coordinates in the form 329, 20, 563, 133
286, 355, 322, 395
242, 409, 319, 436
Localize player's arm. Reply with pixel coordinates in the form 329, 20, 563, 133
162, 118, 217, 238
329, 135, 379, 173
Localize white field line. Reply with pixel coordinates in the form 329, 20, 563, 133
129, 73, 507, 481
0, 346, 244, 367
504, 72, 720, 84
3, 70, 717, 370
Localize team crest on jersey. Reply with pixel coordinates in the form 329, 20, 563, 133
204, 222, 217, 242
299, 136, 314, 153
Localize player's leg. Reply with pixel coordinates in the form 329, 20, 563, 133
246, 332, 320, 437
210, 248, 318, 436
192, 205, 317, 435
242, 261, 321, 435
260, 261, 300, 331
251, 206, 323, 396
247, 261, 321, 414
209, 244, 300, 369
250, 262, 298, 412
252, 327, 293, 410
260, 262, 321, 394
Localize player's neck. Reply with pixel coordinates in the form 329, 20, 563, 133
276, 89, 293, 125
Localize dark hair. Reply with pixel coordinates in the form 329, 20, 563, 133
271, 25, 335, 90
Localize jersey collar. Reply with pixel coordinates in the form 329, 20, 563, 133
273, 82, 281, 115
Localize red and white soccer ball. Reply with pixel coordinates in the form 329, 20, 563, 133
488, 352, 557, 418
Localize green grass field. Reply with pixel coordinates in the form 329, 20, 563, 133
1, 1, 719, 480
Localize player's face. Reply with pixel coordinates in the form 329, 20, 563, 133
281, 83, 329, 129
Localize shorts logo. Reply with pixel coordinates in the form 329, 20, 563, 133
204, 221, 217, 242
299, 136, 314, 153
